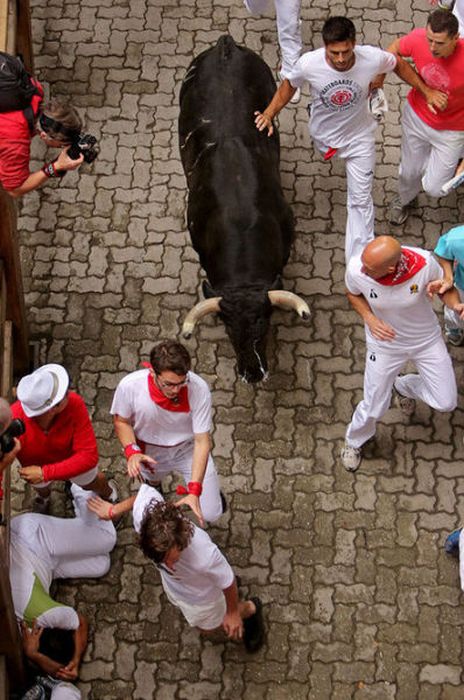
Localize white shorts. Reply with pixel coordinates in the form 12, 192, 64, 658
36, 465, 99, 489
51, 683, 81, 700
164, 586, 226, 630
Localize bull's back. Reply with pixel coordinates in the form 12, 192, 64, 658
178, 36, 294, 289
179, 35, 278, 166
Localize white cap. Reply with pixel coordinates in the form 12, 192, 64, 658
17, 363, 70, 417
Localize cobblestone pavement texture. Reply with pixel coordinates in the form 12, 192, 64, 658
9, 0, 464, 698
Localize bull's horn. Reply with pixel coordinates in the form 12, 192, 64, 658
268, 290, 310, 320
182, 297, 222, 338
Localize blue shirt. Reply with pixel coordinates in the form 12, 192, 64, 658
434, 226, 464, 291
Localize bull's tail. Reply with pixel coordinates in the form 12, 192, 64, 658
216, 35, 237, 62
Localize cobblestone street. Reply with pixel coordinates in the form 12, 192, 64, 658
10, 0, 464, 697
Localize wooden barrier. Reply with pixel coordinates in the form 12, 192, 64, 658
0, 0, 34, 695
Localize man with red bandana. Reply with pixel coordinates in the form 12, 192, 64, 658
110, 340, 223, 526
387, 9, 464, 224
341, 236, 464, 472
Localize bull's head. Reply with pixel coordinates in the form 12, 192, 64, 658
182, 282, 310, 383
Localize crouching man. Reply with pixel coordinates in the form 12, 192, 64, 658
10, 484, 117, 697
89, 485, 264, 652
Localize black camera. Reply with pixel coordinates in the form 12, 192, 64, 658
67, 134, 99, 164
38, 113, 99, 164
0, 418, 25, 454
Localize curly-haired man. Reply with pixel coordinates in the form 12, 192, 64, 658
88, 485, 264, 652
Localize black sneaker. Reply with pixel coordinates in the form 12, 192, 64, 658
243, 597, 264, 653
220, 490, 227, 514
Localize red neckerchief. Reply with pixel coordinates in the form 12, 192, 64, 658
141, 363, 190, 413
376, 248, 427, 286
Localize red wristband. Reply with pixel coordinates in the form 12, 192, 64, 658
42, 161, 57, 178
176, 481, 203, 497
108, 505, 114, 519
124, 443, 142, 459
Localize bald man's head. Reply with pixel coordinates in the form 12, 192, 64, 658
361, 236, 402, 279
0, 398, 12, 434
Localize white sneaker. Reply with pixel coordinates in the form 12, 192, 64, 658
368, 87, 388, 121
290, 87, 301, 104
107, 478, 119, 503
388, 195, 409, 225
340, 444, 361, 472
394, 390, 416, 417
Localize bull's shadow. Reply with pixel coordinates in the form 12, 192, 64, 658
178, 35, 309, 383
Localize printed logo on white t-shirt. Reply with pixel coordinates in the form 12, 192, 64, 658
409, 284, 419, 294
369, 289, 378, 299
369, 352, 376, 362
320, 78, 362, 112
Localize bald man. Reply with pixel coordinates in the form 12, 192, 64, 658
341, 236, 464, 471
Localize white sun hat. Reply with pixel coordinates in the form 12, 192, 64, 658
17, 363, 70, 417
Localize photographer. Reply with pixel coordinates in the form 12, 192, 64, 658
0, 93, 84, 199
0, 397, 21, 500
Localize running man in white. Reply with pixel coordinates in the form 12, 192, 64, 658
341, 235, 464, 472
111, 340, 223, 526
244, 0, 302, 102
255, 16, 425, 261
387, 9, 464, 224
88, 485, 264, 652
10, 485, 116, 696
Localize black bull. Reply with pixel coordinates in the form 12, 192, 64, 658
179, 35, 309, 383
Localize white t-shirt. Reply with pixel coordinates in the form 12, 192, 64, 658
9, 517, 79, 629
288, 45, 396, 148
110, 369, 212, 446
345, 247, 443, 352
133, 485, 234, 605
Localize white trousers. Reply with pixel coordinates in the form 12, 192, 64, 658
314, 134, 376, 262
444, 286, 464, 332
244, 0, 302, 77
141, 440, 222, 522
346, 337, 457, 449
398, 102, 464, 205
11, 485, 117, 579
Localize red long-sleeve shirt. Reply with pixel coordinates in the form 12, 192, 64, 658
11, 391, 99, 481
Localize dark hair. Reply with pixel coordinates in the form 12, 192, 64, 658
149, 341, 191, 377
40, 99, 82, 143
138, 500, 194, 563
427, 9, 459, 37
38, 628, 75, 666
322, 16, 356, 45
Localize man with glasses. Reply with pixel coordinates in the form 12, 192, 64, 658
387, 9, 464, 224
111, 340, 224, 526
